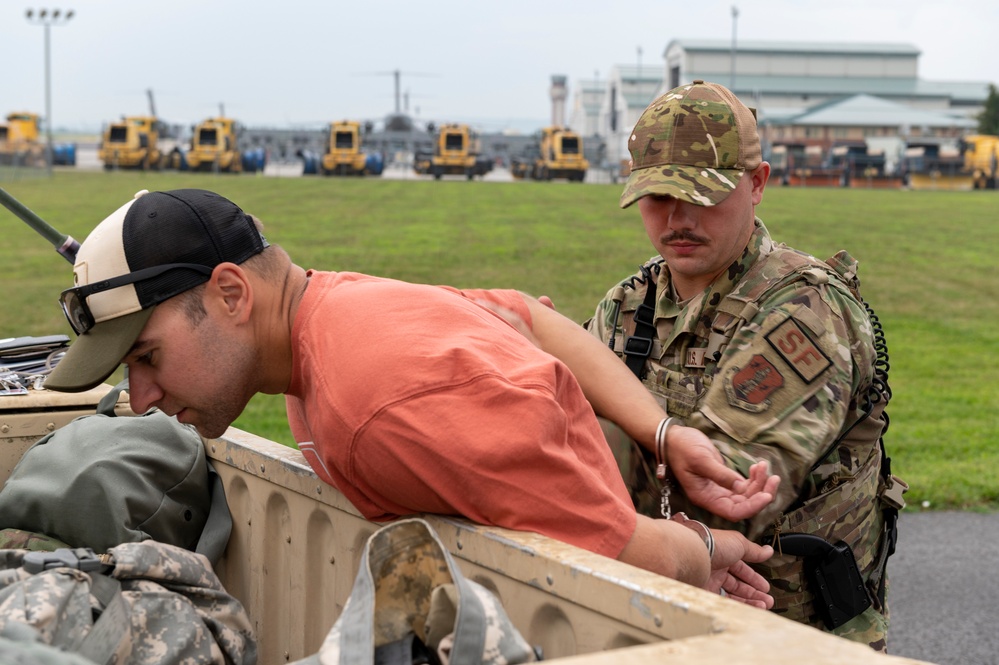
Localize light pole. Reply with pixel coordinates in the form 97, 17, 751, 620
730, 6, 739, 91
25, 8, 74, 176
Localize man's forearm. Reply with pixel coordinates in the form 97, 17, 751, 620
522, 295, 666, 450
521, 294, 779, 524
618, 514, 710, 586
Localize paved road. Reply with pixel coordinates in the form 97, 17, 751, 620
887, 510, 999, 664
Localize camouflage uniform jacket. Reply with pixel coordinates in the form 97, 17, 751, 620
0, 541, 257, 664
586, 220, 896, 644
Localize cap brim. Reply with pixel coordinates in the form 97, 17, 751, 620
620, 164, 746, 209
44, 308, 155, 393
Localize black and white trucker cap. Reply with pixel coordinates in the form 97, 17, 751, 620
44, 189, 268, 393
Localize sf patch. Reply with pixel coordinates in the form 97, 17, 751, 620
724, 355, 784, 413
766, 317, 831, 383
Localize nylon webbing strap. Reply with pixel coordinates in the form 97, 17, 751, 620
74, 573, 131, 665
624, 278, 658, 379
870, 443, 901, 605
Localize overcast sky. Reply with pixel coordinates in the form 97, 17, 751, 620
5, 0, 997, 134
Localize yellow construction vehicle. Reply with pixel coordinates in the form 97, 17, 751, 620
186, 117, 243, 173
962, 134, 999, 189
421, 123, 492, 180
98, 115, 168, 170
0, 112, 46, 167
319, 121, 369, 176
511, 126, 588, 182
537, 125, 588, 181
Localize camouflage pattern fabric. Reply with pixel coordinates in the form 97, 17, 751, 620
585, 220, 892, 651
0, 528, 70, 552
293, 518, 536, 665
0, 540, 256, 665
619, 81, 762, 208
0, 623, 98, 665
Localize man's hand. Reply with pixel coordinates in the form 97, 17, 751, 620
667, 425, 780, 521
706, 529, 774, 609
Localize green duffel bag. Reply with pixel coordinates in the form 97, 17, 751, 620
0, 379, 231, 565
0, 379, 255, 665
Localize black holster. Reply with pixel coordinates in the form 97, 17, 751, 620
778, 533, 872, 630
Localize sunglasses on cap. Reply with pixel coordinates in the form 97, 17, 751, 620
59, 263, 214, 335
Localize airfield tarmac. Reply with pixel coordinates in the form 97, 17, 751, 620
69, 143, 622, 183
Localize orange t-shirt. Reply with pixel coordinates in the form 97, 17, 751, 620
285, 271, 636, 558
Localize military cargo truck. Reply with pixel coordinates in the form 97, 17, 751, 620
0, 385, 928, 665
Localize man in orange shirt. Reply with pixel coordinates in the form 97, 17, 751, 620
46, 188, 778, 604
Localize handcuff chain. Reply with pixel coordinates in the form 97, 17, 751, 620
655, 417, 675, 519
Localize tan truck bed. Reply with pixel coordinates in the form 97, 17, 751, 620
0, 387, 928, 664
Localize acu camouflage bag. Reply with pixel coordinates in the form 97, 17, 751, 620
0, 541, 256, 665
293, 518, 537, 665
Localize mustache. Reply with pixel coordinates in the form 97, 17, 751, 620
663, 230, 707, 243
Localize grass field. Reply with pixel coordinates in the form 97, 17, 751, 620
2, 171, 996, 511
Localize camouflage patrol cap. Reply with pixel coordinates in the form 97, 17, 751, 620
620, 80, 761, 208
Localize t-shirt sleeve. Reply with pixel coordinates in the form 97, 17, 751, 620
346, 373, 637, 559
452, 288, 533, 332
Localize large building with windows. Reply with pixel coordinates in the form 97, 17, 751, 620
572, 39, 991, 173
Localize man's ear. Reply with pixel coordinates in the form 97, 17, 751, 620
209, 263, 252, 322
751, 162, 771, 204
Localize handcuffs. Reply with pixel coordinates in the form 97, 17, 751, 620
656, 417, 716, 560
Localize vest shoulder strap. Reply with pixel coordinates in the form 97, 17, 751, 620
705, 247, 853, 360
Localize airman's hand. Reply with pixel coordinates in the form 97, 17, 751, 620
667, 425, 780, 521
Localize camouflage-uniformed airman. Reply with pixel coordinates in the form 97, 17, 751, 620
586, 80, 906, 651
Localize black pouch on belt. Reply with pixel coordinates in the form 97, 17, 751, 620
778, 533, 872, 629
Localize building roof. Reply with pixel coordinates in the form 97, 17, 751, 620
667, 39, 921, 57
683, 73, 990, 105
913, 79, 994, 104
623, 92, 659, 108
607, 64, 662, 110
575, 79, 606, 92
612, 64, 664, 84
766, 94, 977, 129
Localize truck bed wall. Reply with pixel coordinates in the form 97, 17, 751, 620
0, 387, 928, 665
